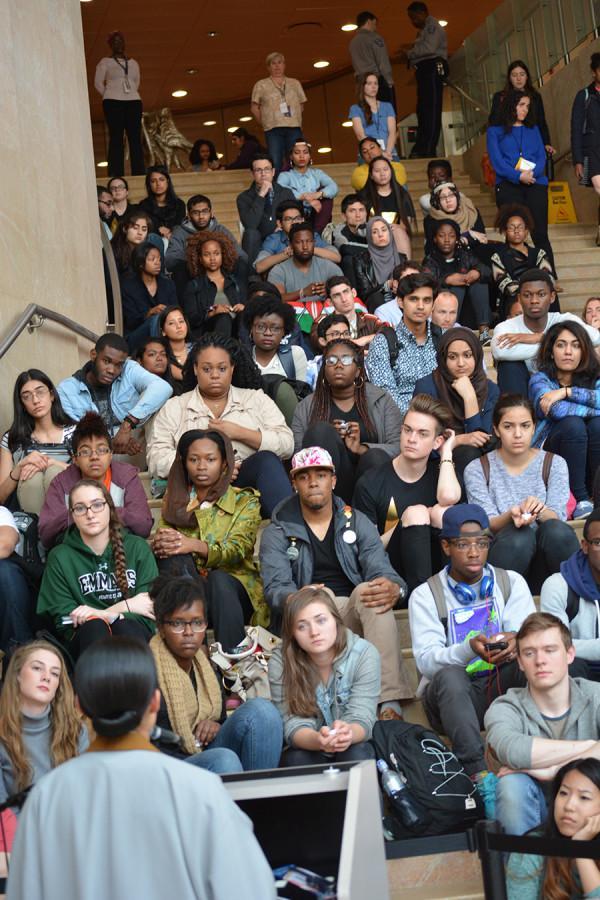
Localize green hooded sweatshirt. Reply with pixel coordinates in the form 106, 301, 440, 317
37, 525, 158, 640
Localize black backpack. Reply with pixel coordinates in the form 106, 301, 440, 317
11, 511, 45, 590
372, 720, 484, 837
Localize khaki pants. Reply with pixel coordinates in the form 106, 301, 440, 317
17, 463, 63, 515
335, 584, 414, 703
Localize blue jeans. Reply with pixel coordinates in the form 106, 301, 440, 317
265, 126, 303, 173
496, 773, 548, 834
496, 361, 530, 396
544, 415, 600, 502
0, 556, 34, 654
186, 698, 283, 773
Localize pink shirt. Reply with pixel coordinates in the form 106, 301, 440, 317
94, 56, 141, 101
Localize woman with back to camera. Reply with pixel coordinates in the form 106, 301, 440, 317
269, 586, 380, 767
413, 327, 500, 477
358, 156, 414, 257
5, 637, 277, 900
0, 370, 74, 515
487, 89, 555, 272
150, 575, 281, 772
146, 333, 294, 517
529, 320, 600, 520
464, 394, 579, 589
506, 758, 600, 900
292, 337, 401, 503
152, 429, 269, 649
0, 640, 87, 810
189, 139, 221, 173
138, 165, 186, 240
349, 73, 399, 162
37, 480, 157, 658
183, 230, 246, 340
121, 242, 177, 351
94, 31, 145, 177
489, 59, 553, 152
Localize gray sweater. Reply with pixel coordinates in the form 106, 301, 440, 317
484, 677, 600, 769
268, 628, 380, 745
0, 708, 89, 806
464, 449, 570, 521
291, 381, 402, 456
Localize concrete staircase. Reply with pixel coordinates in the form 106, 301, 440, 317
114, 159, 599, 318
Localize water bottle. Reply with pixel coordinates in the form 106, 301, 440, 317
377, 759, 427, 830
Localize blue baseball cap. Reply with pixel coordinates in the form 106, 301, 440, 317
440, 504, 490, 539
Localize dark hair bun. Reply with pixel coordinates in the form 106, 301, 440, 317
92, 709, 141, 737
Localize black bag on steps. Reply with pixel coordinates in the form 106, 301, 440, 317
372, 720, 484, 836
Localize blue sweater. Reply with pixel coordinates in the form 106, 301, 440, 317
529, 372, 600, 445
487, 124, 548, 186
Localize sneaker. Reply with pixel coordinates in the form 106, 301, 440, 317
474, 771, 498, 819
479, 328, 492, 346
573, 500, 594, 520
378, 707, 403, 721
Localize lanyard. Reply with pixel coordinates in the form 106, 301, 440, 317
270, 78, 286, 99
113, 55, 129, 77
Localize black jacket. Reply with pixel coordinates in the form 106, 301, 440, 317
423, 210, 486, 255
138, 196, 186, 233
571, 82, 600, 164
423, 246, 486, 287
236, 183, 295, 237
183, 273, 244, 338
352, 249, 407, 313
489, 89, 551, 146
120, 273, 177, 332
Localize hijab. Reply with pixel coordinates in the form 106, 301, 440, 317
161, 430, 235, 529
432, 327, 489, 433
366, 217, 401, 285
429, 182, 480, 232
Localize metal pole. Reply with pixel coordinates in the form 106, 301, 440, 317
476, 821, 509, 900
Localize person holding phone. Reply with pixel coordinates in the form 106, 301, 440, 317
409, 504, 536, 818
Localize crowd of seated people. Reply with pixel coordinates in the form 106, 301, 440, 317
10, 57, 600, 894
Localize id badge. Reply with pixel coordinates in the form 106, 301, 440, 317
280, 101, 291, 117
123, 78, 131, 94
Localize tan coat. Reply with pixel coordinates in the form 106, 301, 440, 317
146, 385, 294, 478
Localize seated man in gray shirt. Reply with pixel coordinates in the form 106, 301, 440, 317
268, 222, 343, 345
485, 612, 600, 834
541, 509, 600, 681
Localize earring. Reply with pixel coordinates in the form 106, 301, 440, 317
354, 374, 364, 388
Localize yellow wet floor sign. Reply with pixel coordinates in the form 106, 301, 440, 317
548, 181, 578, 224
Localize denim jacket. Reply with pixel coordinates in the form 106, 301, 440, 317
268, 629, 381, 745
57, 360, 172, 428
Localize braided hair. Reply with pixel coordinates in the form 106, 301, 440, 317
182, 333, 263, 392
309, 339, 375, 436
69, 479, 129, 600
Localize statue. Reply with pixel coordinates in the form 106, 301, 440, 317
141, 108, 193, 170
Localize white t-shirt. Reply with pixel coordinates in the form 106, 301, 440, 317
491, 312, 600, 372
252, 345, 308, 382
375, 298, 403, 326
0, 507, 18, 533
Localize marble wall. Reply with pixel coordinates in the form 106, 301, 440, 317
0, 0, 106, 430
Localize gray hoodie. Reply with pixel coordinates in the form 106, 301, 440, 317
484, 677, 600, 769
541, 572, 600, 661
165, 216, 246, 270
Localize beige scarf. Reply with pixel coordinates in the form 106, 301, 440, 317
430, 184, 480, 232
150, 635, 222, 755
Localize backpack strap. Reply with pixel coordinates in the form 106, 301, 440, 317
277, 346, 296, 380
479, 454, 491, 486
493, 567, 511, 605
380, 325, 400, 368
426, 573, 448, 631
542, 451, 554, 487
565, 584, 581, 624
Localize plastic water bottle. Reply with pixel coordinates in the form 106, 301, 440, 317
377, 759, 425, 830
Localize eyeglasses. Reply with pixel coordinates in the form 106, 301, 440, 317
20, 386, 50, 403
254, 323, 284, 334
282, 215, 303, 224
448, 538, 491, 551
253, 167, 273, 175
71, 499, 108, 517
324, 330, 351, 341
110, 185, 127, 192
324, 354, 358, 367
162, 619, 208, 634
76, 447, 111, 459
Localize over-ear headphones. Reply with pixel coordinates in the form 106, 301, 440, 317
447, 564, 495, 606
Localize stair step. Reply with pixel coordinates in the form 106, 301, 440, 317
388, 855, 483, 900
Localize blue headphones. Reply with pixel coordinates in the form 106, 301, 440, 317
446, 564, 495, 606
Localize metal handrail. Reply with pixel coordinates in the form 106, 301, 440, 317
0, 304, 99, 361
